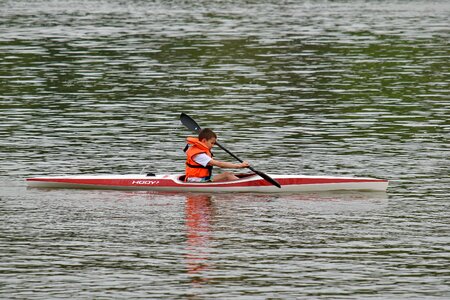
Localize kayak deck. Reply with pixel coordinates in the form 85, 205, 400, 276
26, 173, 388, 193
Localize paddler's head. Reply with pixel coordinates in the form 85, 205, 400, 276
198, 128, 217, 149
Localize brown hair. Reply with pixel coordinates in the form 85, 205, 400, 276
198, 128, 217, 141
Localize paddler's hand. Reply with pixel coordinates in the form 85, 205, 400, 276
239, 161, 250, 168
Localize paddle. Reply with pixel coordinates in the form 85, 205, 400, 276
180, 113, 281, 188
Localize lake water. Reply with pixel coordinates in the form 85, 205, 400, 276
1, 0, 449, 298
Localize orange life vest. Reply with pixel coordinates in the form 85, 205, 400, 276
184, 137, 213, 180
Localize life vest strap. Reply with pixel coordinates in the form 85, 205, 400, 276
186, 162, 208, 169
186, 162, 213, 171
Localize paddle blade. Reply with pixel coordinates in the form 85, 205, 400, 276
180, 113, 202, 133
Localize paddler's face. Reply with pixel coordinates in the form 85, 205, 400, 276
203, 137, 216, 149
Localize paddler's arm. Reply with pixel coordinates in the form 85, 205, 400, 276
208, 159, 249, 169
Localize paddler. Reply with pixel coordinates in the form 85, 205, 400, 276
184, 128, 250, 182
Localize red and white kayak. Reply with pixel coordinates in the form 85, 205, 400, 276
26, 173, 388, 193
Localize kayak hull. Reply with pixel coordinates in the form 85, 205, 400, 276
26, 174, 388, 193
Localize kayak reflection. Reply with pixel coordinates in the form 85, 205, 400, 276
185, 193, 215, 286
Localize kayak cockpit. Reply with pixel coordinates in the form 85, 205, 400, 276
177, 173, 257, 183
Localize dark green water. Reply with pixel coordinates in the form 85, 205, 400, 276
1, 0, 449, 298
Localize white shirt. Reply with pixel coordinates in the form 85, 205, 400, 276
193, 153, 212, 167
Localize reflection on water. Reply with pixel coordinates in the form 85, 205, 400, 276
182, 191, 389, 291
185, 194, 214, 286
0, 185, 447, 298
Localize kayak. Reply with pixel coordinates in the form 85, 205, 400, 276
26, 173, 388, 193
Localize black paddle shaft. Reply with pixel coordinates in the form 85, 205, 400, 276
180, 113, 281, 188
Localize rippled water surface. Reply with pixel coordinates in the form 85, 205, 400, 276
1, 0, 449, 298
